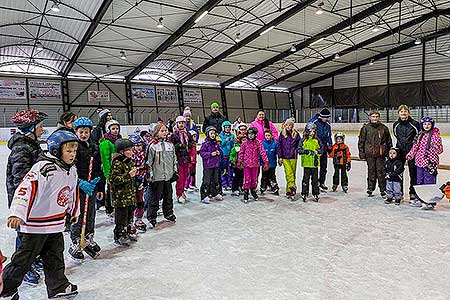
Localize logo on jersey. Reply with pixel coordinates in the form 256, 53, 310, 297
57, 186, 71, 207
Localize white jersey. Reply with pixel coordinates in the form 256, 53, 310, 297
9, 155, 79, 234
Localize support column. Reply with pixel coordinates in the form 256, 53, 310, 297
421, 41, 426, 117
220, 84, 228, 119
177, 82, 184, 115
357, 66, 361, 122
25, 78, 30, 109
61, 79, 70, 111
288, 91, 296, 119
125, 82, 133, 125
300, 88, 304, 123
386, 55, 391, 123
257, 87, 263, 109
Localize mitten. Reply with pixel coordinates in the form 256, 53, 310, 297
79, 177, 100, 196
263, 161, 269, 171
346, 162, 351, 171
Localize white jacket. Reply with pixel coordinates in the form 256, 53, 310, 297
9, 155, 79, 234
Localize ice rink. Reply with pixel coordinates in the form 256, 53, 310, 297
1, 144, 450, 300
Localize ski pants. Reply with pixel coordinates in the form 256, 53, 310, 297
386, 180, 402, 200
185, 163, 196, 188
417, 167, 437, 185
220, 156, 233, 188
399, 156, 417, 195
147, 180, 174, 221
176, 163, 189, 197
282, 159, 297, 192
243, 167, 259, 190
261, 167, 278, 191
332, 165, 348, 187
134, 188, 145, 220
231, 167, 244, 192
319, 153, 328, 185
1, 232, 69, 299
114, 205, 134, 241
70, 190, 96, 243
302, 167, 319, 196
366, 157, 386, 192
200, 168, 221, 200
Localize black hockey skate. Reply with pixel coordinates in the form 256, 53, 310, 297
342, 186, 348, 193
165, 214, 177, 222
380, 191, 387, 199
260, 186, 267, 194
385, 198, 393, 204
1, 291, 19, 300
49, 283, 78, 299
250, 189, 259, 200
312, 194, 319, 202
367, 189, 374, 197
69, 243, 84, 262
331, 185, 338, 192
148, 219, 157, 229
242, 189, 249, 204
395, 199, 401, 205
301, 194, 307, 202
319, 184, 328, 192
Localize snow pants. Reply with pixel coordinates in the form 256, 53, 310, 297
176, 163, 189, 197
386, 180, 402, 200
243, 167, 259, 190
417, 167, 437, 185
282, 159, 297, 192
147, 180, 174, 221
220, 156, 233, 188
302, 167, 319, 196
366, 157, 386, 192
200, 168, 221, 200
332, 165, 348, 187
232, 167, 244, 192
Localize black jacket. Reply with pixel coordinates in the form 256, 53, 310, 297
393, 117, 420, 158
6, 133, 42, 207
75, 140, 103, 181
202, 112, 226, 133
384, 158, 405, 182
91, 113, 110, 145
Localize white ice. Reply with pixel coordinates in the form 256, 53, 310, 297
1, 138, 450, 300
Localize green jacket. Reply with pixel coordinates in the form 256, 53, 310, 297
110, 154, 136, 207
229, 142, 241, 167
99, 138, 115, 179
298, 135, 321, 168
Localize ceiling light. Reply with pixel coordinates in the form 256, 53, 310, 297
120, 50, 126, 60
281, 69, 285, 75
238, 64, 243, 72
36, 41, 44, 51
235, 33, 241, 43
315, 2, 324, 15
372, 24, 380, 32
187, 58, 192, 66
310, 37, 324, 46
169, 70, 174, 75
369, 59, 374, 66
414, 39, 421, 45
260, 26, 275, 36
334, 53, 340, 59
195, 11, 209, 23
51, 1, 60, 12
290, 44, 296, 52
446, 49, 450, 53
157, 17, 164, 28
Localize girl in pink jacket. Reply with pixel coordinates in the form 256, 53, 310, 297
250, 110, 279, 141
237, 127, 269, 203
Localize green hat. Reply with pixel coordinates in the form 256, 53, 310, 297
211, 102, 220, 109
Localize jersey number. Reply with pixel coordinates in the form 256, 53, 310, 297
17, 187, 27, 196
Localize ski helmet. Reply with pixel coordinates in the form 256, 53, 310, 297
189, 130, 197, 136
175, 116, 186, 123
222, 120, 232, 130
105, 119, 120, 133
73, 117, 94, 130
128, 134, 144, 145
11, 109, 48, 133
305, 122, 316, 132
114, 138, 134, 153
47, 130, 79, 157
237, 123, 248, 133
334, 132, 345, 142
420, 117, 435, 130
205, 126, 217, 135
389, 147, 400, 155
247, 127, 258, 136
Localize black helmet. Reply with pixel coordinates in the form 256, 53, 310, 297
115, 138, 134, 153
247, 127, 258, 136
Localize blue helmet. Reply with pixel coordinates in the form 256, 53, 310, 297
47, 130, 79, 157
128, 134, 144, 145
420, 117, 435, 130
73, 117, 93, 130
222, 120, 232, 130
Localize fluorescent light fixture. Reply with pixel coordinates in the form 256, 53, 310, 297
281, 69, 285, 75
310, 37, 324, 46
120, 50, 126, 60
372, 25, 380, 32
235, 33, 241, 43
369, 59, 374, 66
187, 58, 192, 66
315, 2, 324, 15
195, 11, 209, 23
260, 26, 275, 36
238, 64, 243, 72
157, 17, 164, 28
36, 41, 44, 51
414, 39, 421, 45
334, 53, 340, 59
51, 1, 60, 12
290, 44, 296, 52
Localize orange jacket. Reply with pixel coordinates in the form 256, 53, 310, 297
329, 143, 351, 165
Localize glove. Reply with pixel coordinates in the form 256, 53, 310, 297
346, 162, 351, 172
278, 158, 283, 166
263, 162, 269, 171
237, 161, 243, 169
326, 146, 332, 154
79, 177, 100, 196
309, 150, 315, 156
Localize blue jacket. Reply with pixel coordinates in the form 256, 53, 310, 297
218, 132, 236, 157
309, 116, 332, 152
261, 139, 278, 168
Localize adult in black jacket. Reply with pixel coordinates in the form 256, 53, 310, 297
91, 108, 112, 145
202, 102, 226, 133
392, 105, 420, 199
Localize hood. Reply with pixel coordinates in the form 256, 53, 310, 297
7, 132, 36, 150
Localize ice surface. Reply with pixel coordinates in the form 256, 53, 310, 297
1, 143, 450, 300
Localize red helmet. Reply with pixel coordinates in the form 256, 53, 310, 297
11, 109, 48, 130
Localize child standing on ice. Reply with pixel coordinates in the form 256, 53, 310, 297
261, 130, 279, 195
406, 117, 443, 207
129, 134, 149, 233
237, 127, 269, 203
185, 130, 198, 192
218, 121, 236, 190
199, 126, 223, 204
298, 123, 321, 202
1, 130, 80, 299
229, 124, 247, 196
328, 132, 351, 193
277, 117, 300, 199
384, 147, 404, 205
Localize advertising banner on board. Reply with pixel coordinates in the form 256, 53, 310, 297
131, 86, 155, 100
88, 90, 110, 102
156, 86, 178, 103
183, 88, 202, 104
0, 79, 26, 100
28, 80, 62, 100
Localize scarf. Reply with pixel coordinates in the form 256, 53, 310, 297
103, 133, 121, 144
175, 127, 189, 147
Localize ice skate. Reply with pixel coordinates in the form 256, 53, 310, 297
48, 283, 78, 299
319, 184, 328, 192
273, 189, 279, 196
148, 219, 157, 229
177, 194, 186, 204
342, 186, 348, 193
224, 186, 232, 191
165, 214, 177, 222
214, 194, 224, 201
231, 190, 240, 196
114, 235, 130, 247
409, 199, 422, 207
186, 186, 194, 192
68, 243, 84, 262
86, 234, 101, 253
128, 225, 138, 242
384, 198, 393, 204
380, 191, 387, 199
312, 194, 319, 202
23, 268, 40, 285
301, 194, 307, 202
250, 189, 258, 200
367, 189, 373, 197
1, 291, 19, 300
289, 186, 297, 197
395, 199, 401, 205
331, 185, 338, 192
285, 191, 292, 200
201, 196, 211, 204
242, 189, 249, 203
190, 185, 199, 192
260, 186, 267, 194
422, 203, 435, 210
134, 219, 147, 233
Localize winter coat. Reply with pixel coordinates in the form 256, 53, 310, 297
358, 122, 392, 159
277, 129, 300, 159
99, 138, 115, 179
147, 139, 178, 182
186, 121, 199, 142
170, 130, 194, 165
393, 117, 420, 158
262, 139, 278, 168
9, 153, 78, 234
131, 148, 149, 185
329, 143, 351, 166
309, 117, 332, 152
384, 158, 404, 182
218, 132, 236, 157
75, 140, 102, 181
110, 154, 136, 207
203, 112, 226, 133
238, 139, 268, 168
189, 144, 197, 165
250, 119, 279, 141
406, 127, 443, 168
229, 142, 241, 167
298, 135, 321, 168
6, 133, 42, 207
91, 113, 110, 145
199, 137, 222, 169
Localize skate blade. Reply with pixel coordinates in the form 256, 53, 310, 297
49, 291, 78, 299
153, 221, 176, 230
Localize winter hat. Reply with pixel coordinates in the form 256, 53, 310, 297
114, 138, 133, 153
284, 117, 295, 126
98, 108, 110, 119
397, 104, 409, 112
211, 102, 220, 109
389, 147, 400, 155
319, 108, 331, 118
183, 111, 191, 118
175, 116, 186, 123
189, 130, 197, 136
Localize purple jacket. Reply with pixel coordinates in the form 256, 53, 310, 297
277, 129, 300, 159
199, 137, 222, 169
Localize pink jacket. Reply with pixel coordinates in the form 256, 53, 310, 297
238, 139, 268, 168
250, 119, 279, 141
406, 127, 443, 168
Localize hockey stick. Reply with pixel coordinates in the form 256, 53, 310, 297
80, 157, 94, 249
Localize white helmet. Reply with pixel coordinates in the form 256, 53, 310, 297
105, 119, 120, 133
334, 132, 345, 142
